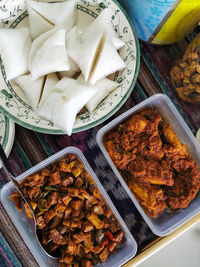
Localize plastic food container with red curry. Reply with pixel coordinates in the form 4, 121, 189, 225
97, 93, 200, 236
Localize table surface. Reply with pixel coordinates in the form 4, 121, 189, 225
0, 30, 200, 267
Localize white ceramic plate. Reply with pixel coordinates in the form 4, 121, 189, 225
0, 0, 140, 134
0, 112, 15, 158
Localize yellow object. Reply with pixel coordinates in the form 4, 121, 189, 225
153, 0, 200, 44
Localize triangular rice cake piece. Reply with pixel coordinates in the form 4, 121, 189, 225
0, 27, 31, 80
89, 38, 126, 85
112, 36, 125, 50
67, 26, 104, 82
30, 29, 70, 80
26, 0, 76, 31
77, 74, 118, 113
28, 27, 59, 71
86, 8, 125, 50
37, 91, 60, 126
59, 56, 80, 78
26, 5, 53, 40
39, 72, 59, 108
14, 74, 45, 110
38, 77, 96, 135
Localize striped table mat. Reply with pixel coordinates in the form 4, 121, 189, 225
0, 31, 199, 266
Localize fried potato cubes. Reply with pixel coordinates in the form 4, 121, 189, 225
10, 154, 125, 266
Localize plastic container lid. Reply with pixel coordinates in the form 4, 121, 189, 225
0, 146, 137, 266
96, 93, 200, 236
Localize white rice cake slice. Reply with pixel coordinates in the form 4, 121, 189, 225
39, 72, 59, 108
89, 37, 126, 85
76, 9, 94, 33
38, 77, 96, 135
26, 4, 53, 40
112, 36, 126, 51
26, 0, 77, 31
30, 28, 70, 80
37, 91, 60, 126
77, 74, 118, 113
0, 27, 31, 80
14, 74, 45, 110
28, 27, 59, 70
67, 26, 104, 82
85, 8, 125, 50
58, 57, 80, 78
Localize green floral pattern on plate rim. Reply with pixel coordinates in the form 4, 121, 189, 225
0, 113, 9, 149
0, 111, 15, 159
0, 0, 140, 134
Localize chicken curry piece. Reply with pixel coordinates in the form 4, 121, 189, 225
10, 154, 125, 267
104, 108, 200, 217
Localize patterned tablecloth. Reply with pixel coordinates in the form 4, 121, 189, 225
0, 28, 199, 266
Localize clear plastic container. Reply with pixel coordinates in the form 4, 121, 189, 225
96, 93, 200, 236
0, 146, 137, 267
